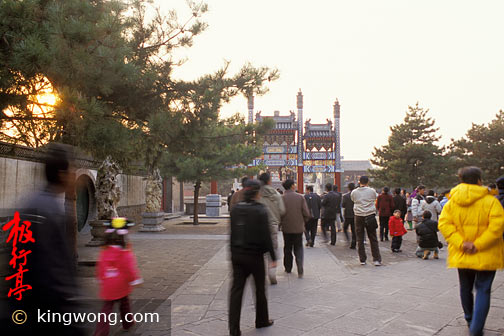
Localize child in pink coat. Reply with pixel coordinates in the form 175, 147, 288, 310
94, 220, 142, 336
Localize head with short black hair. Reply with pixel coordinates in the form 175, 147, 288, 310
417, 185, 426, 195
44, 143, 72, 188
348, 183, 356, 191
241, 177, 249, 187
244, 180, 261, 202
497, 176, 504, 190
488, 183, 496, 190
258, 172, 271, 186
359, 176, 369, 185
282, 179, 295, 191
422, 210, 432, 219
458, 166, 483, 185
306, 185, 313, 192
428, 189, 435, 197
394, 188, 401, 195
325, 183, 333, 192
333, 184, 338, 192
383, 186, 389, 193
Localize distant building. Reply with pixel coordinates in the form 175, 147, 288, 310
341, 160, 373, 188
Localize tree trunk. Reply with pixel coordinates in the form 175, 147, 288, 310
193, 181, 201, 225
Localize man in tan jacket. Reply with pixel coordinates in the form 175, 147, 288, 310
229, 177, 248, 211
280, 179, 311, 277
258, 173, 286, 285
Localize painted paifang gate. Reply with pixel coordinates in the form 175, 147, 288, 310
249, 90, 343, 192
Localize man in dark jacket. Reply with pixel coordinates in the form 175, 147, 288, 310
304, 186, 321, 247
321, 183, 340, 245
496, 176, 504, 208
229, 180, 275, 336
377, 186, 395, 241
7, 144, 85, 335
415, 211, 440, 260
393, 187, 407, 221
333, 184, 343, 231
342, 183, 357, 249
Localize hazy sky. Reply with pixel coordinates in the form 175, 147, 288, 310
161, 0, 504, 160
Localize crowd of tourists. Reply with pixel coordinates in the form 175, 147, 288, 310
228, 168, 504, 336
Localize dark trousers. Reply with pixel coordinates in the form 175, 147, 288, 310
304, 218, 318, 246
355, 215, 382, 263
321, 218, 337, 245
229, 252, 269, 336
458, 269, 496, 336
379, 216, 389, 240
391, 236, 402, 250
343, 217, 356, 248
283, 233, 304, 273
94, 296, 133, 336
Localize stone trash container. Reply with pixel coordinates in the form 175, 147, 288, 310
140, 212, 166, 232
206, 194, 222, 217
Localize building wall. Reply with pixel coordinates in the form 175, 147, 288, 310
0, 156, 147, 229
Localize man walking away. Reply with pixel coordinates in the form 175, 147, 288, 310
321, 183, 339, 245
229, 180, 276, 336
495, 176, 504, 208
422, 190, 442, 221
280, 179, 311, 278
342, 183, 357, 249
393, 187, 407, 221
439, 167, 504, 336
304, 185, 321, 247
351, 176, 382, 266
230, 177, 249, 211
411, 185, 426, 228
333, 185, 343, 231
13, 144, 85, 335
258, 173, 285, 285
377, 187, 394, 241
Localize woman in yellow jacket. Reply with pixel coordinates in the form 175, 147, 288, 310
439, 167, 504, 336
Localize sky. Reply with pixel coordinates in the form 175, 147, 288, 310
159, 0, 504, 160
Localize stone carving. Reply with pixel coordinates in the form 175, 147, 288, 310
95, 157, 121, 220
145, 168, 162, 213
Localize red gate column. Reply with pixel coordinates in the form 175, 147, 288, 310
210, 180, 218, 194
297, 166, 304, 193
334, 172, 341, 192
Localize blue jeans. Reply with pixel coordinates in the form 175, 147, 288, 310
458, 269, 496, 336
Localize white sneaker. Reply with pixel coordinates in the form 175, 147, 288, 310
373, 261, 382, 266
360, 261, 366, 265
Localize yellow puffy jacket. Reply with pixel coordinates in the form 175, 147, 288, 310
438, 183, 504, 271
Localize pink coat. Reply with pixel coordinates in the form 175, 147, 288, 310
97, 246, 142, 301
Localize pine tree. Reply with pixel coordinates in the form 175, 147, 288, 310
155, 63, 278, 225
370, 103, 454, 189
450, 110, 504, 182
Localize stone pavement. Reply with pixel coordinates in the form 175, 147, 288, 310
76, 228, 227, 335
138, 235, 504, 336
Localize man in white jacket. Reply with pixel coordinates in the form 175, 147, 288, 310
411, 185, 426, 227
422, 189, 442, 221
351, 176, 382, 266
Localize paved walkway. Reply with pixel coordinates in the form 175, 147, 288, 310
138, 236, 504, 336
